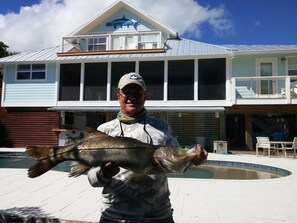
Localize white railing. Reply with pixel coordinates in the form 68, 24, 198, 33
231, 75, 297, 104
61, 31, 162, 53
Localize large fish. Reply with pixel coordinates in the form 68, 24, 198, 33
106, 16, 140, 29
26, 128, 207, 178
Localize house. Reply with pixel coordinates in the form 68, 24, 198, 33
1, 0, 297, 150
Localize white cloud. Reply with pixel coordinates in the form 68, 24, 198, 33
0, 0, 234, 52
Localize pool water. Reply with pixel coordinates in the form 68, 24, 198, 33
0, 156, 291, 180
0, 157, 72, 172
169, 165, 284, 179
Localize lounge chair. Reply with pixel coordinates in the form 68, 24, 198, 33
256, 137, 277, 157
281, 137, 297, 158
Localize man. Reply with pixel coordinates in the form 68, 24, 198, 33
88, 72, 207, 223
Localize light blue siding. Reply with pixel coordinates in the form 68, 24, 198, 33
232, 54, 287, 77
232, 56, 256, 77
4, 83, 56, 102
5, 64, 16, 83
3, 63, 57, 103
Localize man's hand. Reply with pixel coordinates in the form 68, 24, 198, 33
191, 144, 208, 166
101, 162, 120, 178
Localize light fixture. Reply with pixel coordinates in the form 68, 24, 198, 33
281, 57, 286, 62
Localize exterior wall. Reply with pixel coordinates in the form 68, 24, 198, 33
3, 63, 57, 107
1, 75, 59, 147
232, 54, 288, 77
0, 110, 60, 147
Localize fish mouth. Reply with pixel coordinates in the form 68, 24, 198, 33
191, 144, 208, 166
153, 144, 204, 173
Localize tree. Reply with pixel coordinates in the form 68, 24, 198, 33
0, 41, 10, 58
0, 41, 16, 81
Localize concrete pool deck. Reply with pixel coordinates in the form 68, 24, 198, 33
1, 150, 297, 223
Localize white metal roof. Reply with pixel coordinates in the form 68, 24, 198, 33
0, 39, 233, 64
224, 45, 297, 54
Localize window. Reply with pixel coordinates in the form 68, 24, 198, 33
111, 62, 135, 100
84, 63, 108, 101
288, 57, 297, 76
139, 61, 164, 100
88, 37, 107, 51
138, 34, 158, 49
17, 64, 46, 80
126, 36, 137, 49
59, 63, 81, 101
198, 59, 226, 100
112, 36, 120, 50
168, 60, 194, 100
260, 62, 273, 94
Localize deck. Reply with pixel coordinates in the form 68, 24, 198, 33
1, 153, 297, 222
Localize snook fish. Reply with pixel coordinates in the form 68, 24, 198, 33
106, 16, 140, 29
26, 128, 207, 178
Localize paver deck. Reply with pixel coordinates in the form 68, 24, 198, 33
1, 152, 297, 223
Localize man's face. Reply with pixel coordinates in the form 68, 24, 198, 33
117, 84, 147, 117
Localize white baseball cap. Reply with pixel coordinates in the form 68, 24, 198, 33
118, 72, 146, 91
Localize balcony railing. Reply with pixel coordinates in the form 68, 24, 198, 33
231, 75, 297, 104
60, 31, 163, 54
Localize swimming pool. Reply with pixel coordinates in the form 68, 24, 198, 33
0, 153, 291, 180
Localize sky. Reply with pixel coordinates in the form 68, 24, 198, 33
0, 0, 296, 53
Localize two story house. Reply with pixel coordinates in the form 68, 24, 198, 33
1, 0, 297, 150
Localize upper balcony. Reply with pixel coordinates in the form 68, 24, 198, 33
58, 31, 165, 56
231, 75, 297, 105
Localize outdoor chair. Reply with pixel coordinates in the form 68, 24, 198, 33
256, 137, 278, 157
281, 81, 297, 98
281, 137, 297, 158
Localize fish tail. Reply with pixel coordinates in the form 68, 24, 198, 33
27, 158, 56, 178
26, 145, 77, 178
26, 146, 53, 160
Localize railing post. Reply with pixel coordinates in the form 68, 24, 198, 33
61, 38, 64, 53
231, 77, 236, 104
285, 76, 291, 104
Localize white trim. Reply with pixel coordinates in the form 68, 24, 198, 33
49, 105, 225, 112
194, 59, 198, 101
80, 63, 85, 101
69, 0, 177, 37
164, 59, 168, 101
107, 61, 112, 101
3, 102, 57, 107
1, 64, 6, 107
55, 63, 60, 104
226, 57, 232, 101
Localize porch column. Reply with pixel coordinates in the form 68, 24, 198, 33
245, 113, 253, 150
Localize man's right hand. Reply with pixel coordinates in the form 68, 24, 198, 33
101, 162, 120, 178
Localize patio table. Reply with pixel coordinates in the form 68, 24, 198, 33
270, 141, 293, 157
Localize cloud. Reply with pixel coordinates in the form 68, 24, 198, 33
0, 0, 234, 52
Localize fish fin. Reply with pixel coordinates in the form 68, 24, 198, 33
26, 146, 54, 160
84, 127, 110, 138
65, 132, 84, 145
69, 164, 90, 177
27, 159, 56, 178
